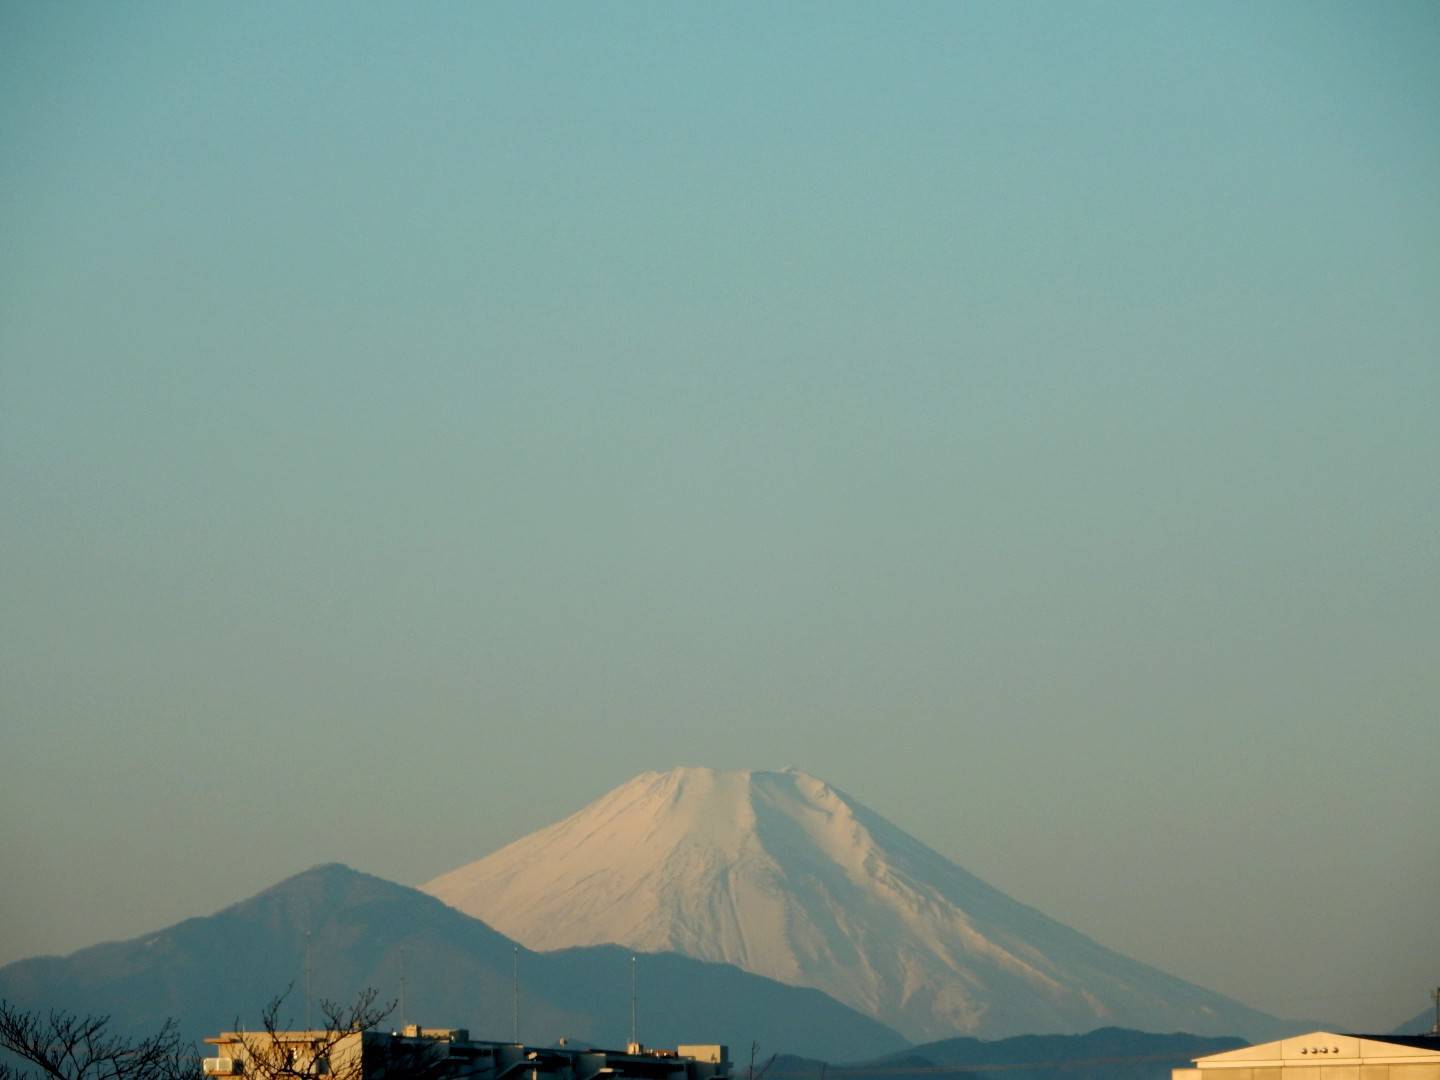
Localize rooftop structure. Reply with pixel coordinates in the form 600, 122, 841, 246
203, 1026, 729, 1080
1173, 1030, 1440, 1079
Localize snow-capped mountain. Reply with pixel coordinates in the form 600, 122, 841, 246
422, 767, 1288, 1042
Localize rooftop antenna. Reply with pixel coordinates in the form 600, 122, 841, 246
304, 930, 312, 1031
400, 948, 407, 1030
630, 955, 637, 1048
1431, 986, 1440, 1035
512, 946, 519, 1043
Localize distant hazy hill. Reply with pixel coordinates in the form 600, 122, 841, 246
769, 1028, 1244, 1080
0, 863, 906, 1062
424, 766, 1294, 1042
1393, 1006, 1438, 1035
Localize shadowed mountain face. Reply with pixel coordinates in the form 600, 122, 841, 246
424, 767, 1294, 1042
0, 864, 907, 1063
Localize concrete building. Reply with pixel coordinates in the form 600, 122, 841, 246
1173, 1031, 1440, 1079
203, 1025, 729, 1080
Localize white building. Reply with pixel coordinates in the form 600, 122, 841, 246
204, 1025, 729, 1080
1174, 1030, 1440, 1079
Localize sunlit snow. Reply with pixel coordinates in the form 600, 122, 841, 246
423, 767, 1278, 1041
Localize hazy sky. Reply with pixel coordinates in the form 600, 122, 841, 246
2, 0, 1436, 1037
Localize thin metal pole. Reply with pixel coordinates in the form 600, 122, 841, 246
400, 948, 407, 1029
630, 955, 637, 1047
512, 946, 519, 1043
305, 930, 312, 1031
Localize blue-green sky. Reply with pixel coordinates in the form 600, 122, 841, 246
2, 0, 1436, 1034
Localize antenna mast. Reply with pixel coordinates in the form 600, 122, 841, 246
630, 955, 637, 1047
512, 945, 519, 1043
305, 930, 312, 1031
400, 948, 407, 1029
1431, 986, 1440, 1035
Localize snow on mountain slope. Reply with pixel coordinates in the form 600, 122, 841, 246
422, 767, 1285, 1042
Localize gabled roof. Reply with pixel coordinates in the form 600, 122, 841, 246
1357, 1033, 1440, 1051
1188, 1030, 1440, 1067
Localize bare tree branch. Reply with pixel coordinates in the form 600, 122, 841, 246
0, 1002, 195, 1080
4, 988, 449, 1080
229, 987, 396, 1080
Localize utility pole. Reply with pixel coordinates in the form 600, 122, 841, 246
304, 930, 312, 1031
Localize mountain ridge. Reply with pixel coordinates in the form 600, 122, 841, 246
1392, 1006, 1438, 1035
767, 1027, 1247, 1080
0, 862, 907, 1062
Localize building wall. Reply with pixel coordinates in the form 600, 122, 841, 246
204, 1028, 730, 1080
1183, 1068, 1440, 1080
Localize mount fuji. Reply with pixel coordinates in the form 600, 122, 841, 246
423, 766, 1289, 1043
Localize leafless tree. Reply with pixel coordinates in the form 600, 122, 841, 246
0, 1001, 196, 1080
226, 987, 394, 1080
4, 990, 456, 1080
224, 986, 456, 1080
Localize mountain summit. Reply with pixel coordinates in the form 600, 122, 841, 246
423, 766, 1286, 1043
0, 861, 905, 1061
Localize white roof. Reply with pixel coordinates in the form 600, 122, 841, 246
1186, 1031, 1440, 1068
